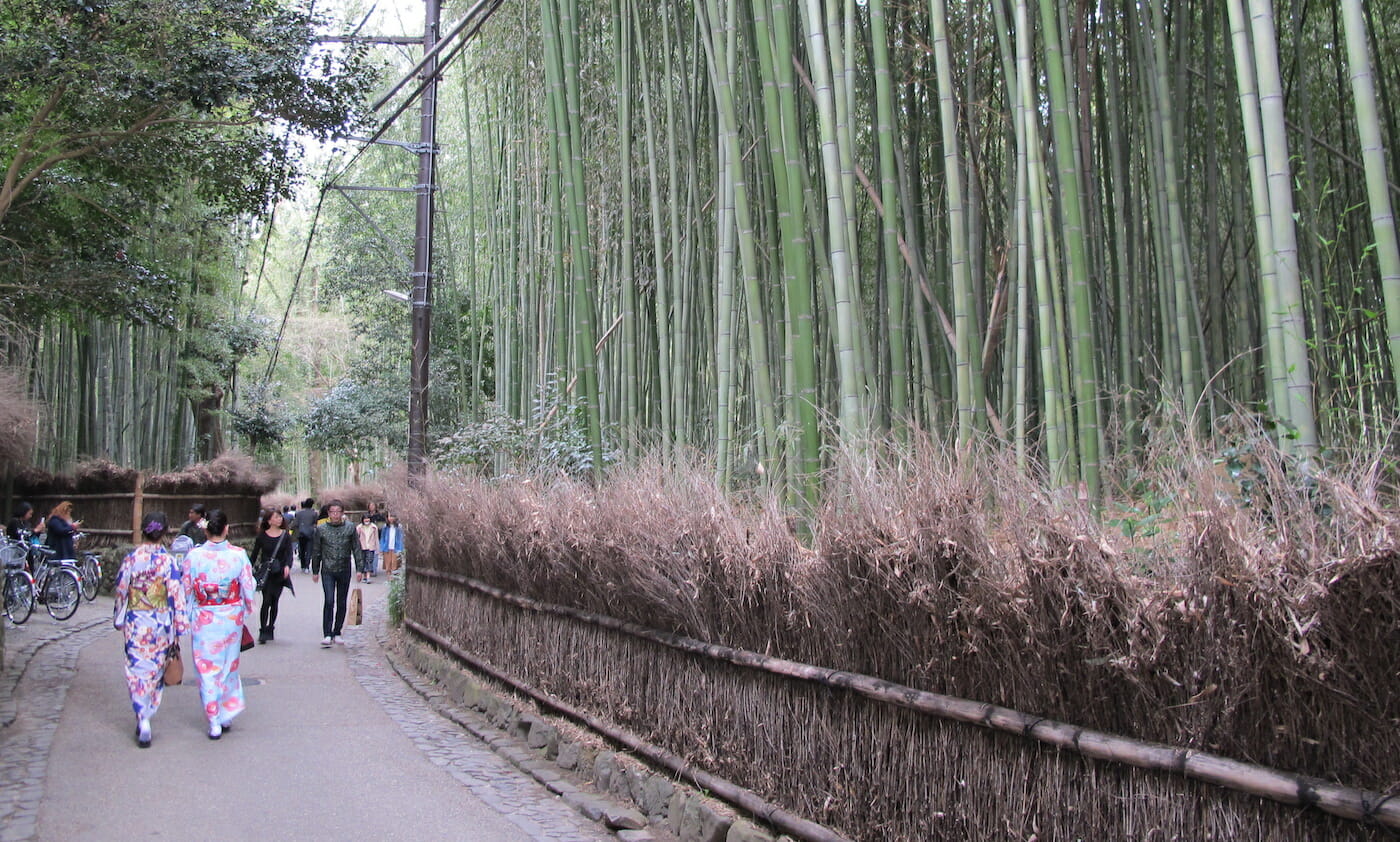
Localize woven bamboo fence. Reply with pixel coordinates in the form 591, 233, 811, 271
406, 567, 1397, 841
23, 483, 262, 545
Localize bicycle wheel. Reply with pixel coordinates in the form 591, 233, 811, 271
4, 572, 34, 624
44, 569, 81, 621
80, 556, 99, 602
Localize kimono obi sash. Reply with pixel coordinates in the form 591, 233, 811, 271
195, 579, 243, 606
127, 579, 168, 612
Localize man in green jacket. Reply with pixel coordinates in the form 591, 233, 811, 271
311, 501, 356, 647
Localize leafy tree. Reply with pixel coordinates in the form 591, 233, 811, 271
303, 377, 406, 482
229, 382, 294, 457
0, 0, 374, 321
180, 304, 271, 459
432, 377, 613, 479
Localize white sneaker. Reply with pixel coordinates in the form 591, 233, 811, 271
332, 635, 345, 645
208, 723, 222, 740
320, 636, 332, 648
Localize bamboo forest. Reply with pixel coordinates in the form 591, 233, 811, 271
1, 0, 1397, 498
5, 2, 1400, 840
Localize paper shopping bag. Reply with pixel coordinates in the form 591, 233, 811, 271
348, 587, 363, 626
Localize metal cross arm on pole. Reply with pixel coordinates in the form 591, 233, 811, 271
320, 35, 425, 45
336, 135, 433, 153
330, 185, 419, 193
369, 0, 504, 113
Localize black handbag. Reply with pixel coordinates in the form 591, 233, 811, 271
254, 533, 286, 591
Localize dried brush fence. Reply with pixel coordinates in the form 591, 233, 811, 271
394, 444, 1399, 841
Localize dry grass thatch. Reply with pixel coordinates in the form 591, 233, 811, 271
314, 475, 390, 513
0, 367, 39, 469
393, 427, 1400, 840
16, 454, 282, 497
143, 454, 282, 495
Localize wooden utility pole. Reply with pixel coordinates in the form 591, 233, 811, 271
407, 0, 441, 484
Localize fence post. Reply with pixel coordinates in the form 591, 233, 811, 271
132, 473, 144, 544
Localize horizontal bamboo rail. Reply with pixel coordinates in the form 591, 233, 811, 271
28, 492, 257, 504
409, 566, 1400, 832
24, 485, 262, 543
405, 618, 854, 842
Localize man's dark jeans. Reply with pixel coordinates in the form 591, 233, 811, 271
321, 567, 352, 637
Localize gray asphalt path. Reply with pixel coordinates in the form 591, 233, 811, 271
20, 572, 612, 842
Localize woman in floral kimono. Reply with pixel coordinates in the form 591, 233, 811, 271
112, 512, 188, 748
185, 509, 255, 740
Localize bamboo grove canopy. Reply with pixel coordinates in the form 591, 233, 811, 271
6, 0, 1400, 495
376, 0, 1400, 496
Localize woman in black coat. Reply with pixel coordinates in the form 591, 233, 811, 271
248, 509, 295, 644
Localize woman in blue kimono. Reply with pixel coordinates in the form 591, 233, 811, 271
185, 509, 255, 740
112, 512, 188, 747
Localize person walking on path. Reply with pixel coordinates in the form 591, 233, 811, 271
45, 501, 81, 559
292, 498, 317, 572
355, 514, 379, 583
249, 509, 295, 644
312, 501, 355, 647
178, 504, 207, 544
379, 514, 404, 575
367, 501, 387, 527
186, 509, 255, 740
112, 511, 190, 748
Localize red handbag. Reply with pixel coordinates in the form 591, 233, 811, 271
240, 624, 255, 651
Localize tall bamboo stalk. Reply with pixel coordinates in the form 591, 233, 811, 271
1341, 0, 1400, 392
930, 0, 985, 442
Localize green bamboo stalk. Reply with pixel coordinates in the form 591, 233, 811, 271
1247, 0, 1319, 457
1147, 0, 1202, 414
1038, 0, 1099, 495
931, 0, 985, 442
799, 0, 865, 439
767, 0, 820, 495
1341, 0, 1400, 395
1017, 0, 1066, 480
867, 0, 906, 431
634, 8, 675, 456
615, 0, 639, 459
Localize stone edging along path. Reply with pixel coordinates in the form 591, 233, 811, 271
379, 618, 804, 842
0, 612, 110, 729
0, 609, 112, 842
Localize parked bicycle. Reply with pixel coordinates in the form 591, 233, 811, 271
73, 532, 102, 602
2, 541, 35, 624
31, 546, 82, 621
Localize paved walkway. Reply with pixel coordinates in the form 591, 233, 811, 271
0, 571, 615, 842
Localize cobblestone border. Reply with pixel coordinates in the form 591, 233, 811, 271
0, 612, 112, 842
383, 622, 796, 842
0, 613, 109, 729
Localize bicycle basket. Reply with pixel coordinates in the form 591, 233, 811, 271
2, 543, 27, 568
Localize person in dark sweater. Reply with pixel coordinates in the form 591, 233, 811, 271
7, 501, 44, 541
178, 504, 207, 544
249, 510, 295, 644
292, 498, 318, 573
311, 501, 356, 647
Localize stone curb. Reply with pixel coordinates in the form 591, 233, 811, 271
378, 625, 797, 842
0, 613, 110, 730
